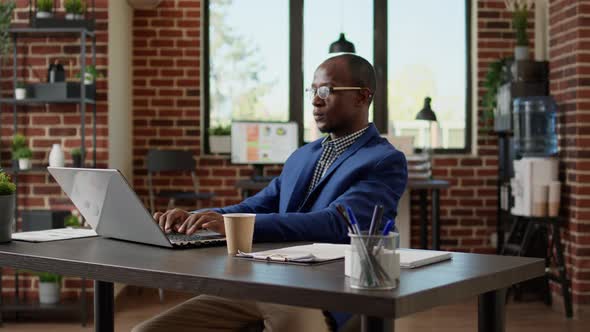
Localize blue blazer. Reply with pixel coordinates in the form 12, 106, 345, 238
216, 123, 408, 244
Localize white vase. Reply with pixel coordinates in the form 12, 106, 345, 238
14, 88, 26, 100
209, 136, 231, 153
515, 45, 529, 61
49, 144, 65, 167
65, 13, 84, 20
18, 159, 31, 170
39, 282, 60, 304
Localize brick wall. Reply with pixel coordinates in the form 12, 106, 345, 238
0, 1, 109, 302
549, 0, 590, 311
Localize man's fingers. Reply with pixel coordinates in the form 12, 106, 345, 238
178, 214, 199, 233
164, 209, 186, 233
153, 212, 163, 220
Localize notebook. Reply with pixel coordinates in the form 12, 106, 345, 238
12, 228, 98, 242
397, 248, 452, 268
236, 243, 348, 265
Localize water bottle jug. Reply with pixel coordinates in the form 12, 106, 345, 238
513, 96, 558, 157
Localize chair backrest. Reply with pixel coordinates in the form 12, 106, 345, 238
146, 149, 196, 173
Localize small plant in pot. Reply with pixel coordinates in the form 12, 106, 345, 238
36, 271, 62, 304
0, 1, 16, 64
71, 147, 83, 167
0, 171, 16, 243
505, 0, 533, 60
12, 134, 33, 170
209, 124, 231, 154
64, 0, 85, 20
76, 65, 102, 85
14, 81, 26, 100
36, 0, 54, 19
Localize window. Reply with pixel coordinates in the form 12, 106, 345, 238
207, 0, 289, 129
302, 0, 374, 142
204, 0, 471, 153
387, 0, 468, 151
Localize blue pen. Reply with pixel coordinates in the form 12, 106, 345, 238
346, 206, 362, 235
381, 219, 394, 236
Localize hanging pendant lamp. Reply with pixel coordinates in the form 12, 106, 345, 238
329, 33, 356, 53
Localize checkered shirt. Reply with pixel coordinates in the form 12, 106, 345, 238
306, 126, 368, 195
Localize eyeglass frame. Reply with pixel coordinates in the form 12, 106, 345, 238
305, 86, 372, 100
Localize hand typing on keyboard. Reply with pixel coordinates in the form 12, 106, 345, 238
153, 208, 226, 236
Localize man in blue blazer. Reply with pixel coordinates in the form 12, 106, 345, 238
136, 54, 407, 332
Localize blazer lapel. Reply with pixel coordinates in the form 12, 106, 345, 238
298, 124, 379, 211
286, 143, 323, 211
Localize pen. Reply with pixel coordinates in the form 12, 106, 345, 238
335, 205, 354, 234
346, 206, 362, 235
381, 219, 393, 236
368, 204, 384, 236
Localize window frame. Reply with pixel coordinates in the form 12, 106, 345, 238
202, 0, 471, 155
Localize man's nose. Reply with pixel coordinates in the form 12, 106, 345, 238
311, 94, 325, 107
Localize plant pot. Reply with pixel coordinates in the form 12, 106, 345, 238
72, 154, 82, 168
18, 159, 31, 170
65, 13, 84, 20
49, 144, 65, 167
209, 135, 231, 154
36, 11, 52, 19
39, 282, 60, 304
515, 45, 529, 61
14, 88, 26, 100
0, 194, 15, 243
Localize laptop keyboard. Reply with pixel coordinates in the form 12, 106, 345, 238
167, 230, 226, 247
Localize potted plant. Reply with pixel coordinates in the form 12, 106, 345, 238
64, 209, 83, 228
14, 81, 26, 100
64, 0, 85, 20
76, 65, 102, 85
12, 134, 32, 170
36, 272, 62, 304
0, 171, 16, 243
0, 1, 15, 63
209, 124, 231, 153
36, 0, 54, 19
505, 0, 533, 60
71, 147, 83, 167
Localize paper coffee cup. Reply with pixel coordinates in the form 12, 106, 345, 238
548, 181, 561, 217
223, 213, 255, 255
532, 184, 548, 217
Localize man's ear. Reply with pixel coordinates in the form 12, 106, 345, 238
355, 89, 372, 107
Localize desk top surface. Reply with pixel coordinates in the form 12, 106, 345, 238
0, 238, 542, 318
236, 179, 450, 191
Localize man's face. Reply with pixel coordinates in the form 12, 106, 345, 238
311, 60, 360, 136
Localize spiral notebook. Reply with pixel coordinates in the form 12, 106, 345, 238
236, 243, 348, 265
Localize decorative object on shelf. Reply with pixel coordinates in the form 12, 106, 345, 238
76, 64, 102, 84
482, 58, 509, 129
49, 143, 65, 167
0, 171, 16, 243
14, 81, 27, 100
12, 134, 33, 170
35, 0, 54, 18
29, 0, 95, 30
0, 0, 15, 62
505, 0, 534, 60
209, 124, 231, 154
415, 97, 438, 177
48, 59, 65, 83
64, 0, 85, 20
36, 272, 62, 304
71, 147, 83, 167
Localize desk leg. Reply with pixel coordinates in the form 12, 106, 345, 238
478, 288, 506, 332
420, 190, 428, 249
94, 280, 114, 332
432, 188, 440, 250
361, 315, 394, 332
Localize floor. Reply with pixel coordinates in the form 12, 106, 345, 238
0, 289, 587, 331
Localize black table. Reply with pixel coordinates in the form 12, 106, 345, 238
0, 238, 543, 332
236, 179, 451, 250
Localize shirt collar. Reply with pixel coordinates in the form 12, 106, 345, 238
321, 125, 369, 155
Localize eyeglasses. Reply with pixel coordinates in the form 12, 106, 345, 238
305, 86, 371, 100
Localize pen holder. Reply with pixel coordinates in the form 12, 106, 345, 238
346, 232, 400, 290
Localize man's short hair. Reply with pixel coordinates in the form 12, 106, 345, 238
328, 53, 376, 101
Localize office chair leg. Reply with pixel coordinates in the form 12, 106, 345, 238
158, 288, 165, 303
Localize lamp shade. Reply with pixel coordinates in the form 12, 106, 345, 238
329, 33, 356, 53
415, 97, 437, 122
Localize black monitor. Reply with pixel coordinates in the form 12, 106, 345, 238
231, 121, 299, 180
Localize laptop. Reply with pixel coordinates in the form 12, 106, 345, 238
47, 167, 226, 248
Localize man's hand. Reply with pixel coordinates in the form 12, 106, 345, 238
153, 209, 225, 235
